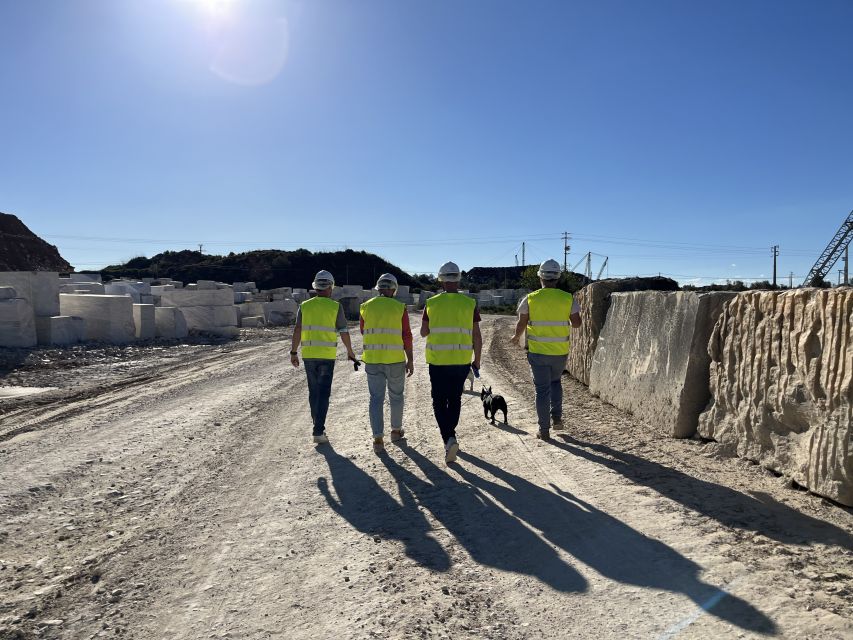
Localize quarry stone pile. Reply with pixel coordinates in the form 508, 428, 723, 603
589, 291, 734, 437
154, 307, 188, 339
698, 289, 853, 506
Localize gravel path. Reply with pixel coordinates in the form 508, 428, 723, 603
1, 316, 851, 639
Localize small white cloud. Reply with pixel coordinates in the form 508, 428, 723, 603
730, 263, 737, 268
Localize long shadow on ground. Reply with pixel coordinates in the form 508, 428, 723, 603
553, 434, 853, 551
382, 445, 587, 593
316, 445, 450, 571
455, 451, 776, 635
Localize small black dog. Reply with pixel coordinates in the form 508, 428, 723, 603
481, 386, 508, 424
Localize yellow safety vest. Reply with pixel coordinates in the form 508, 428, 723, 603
360, 296, 406, 365
425, 293, 476, 365
527, 287, 573, 356
300, 296, 340, 360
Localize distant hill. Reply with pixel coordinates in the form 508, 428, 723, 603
0, 212, 73, 272
99, 248, 428, 290
463, 265, 529, 289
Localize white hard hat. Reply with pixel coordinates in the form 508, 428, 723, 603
375, 273, 398, 290
312, 270, 335, 291
437, 261, 461, 283
537, 259, 562, 280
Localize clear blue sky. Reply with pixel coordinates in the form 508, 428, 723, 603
1, 0, 852, 285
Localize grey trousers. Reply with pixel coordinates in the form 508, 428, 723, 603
527, 352, 567, 433
365, 362, 406, 437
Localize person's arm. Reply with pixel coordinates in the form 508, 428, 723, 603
290, 308, 302, 367
472, 321, 482, 370
336, 305, 357, 361
420, 308, 430, 337
570, 298, 581, 328
402, 310, 414, 376
511, 296, 529, 345
340, 332, 357, 361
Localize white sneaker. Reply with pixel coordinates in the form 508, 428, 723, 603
313, 434, 329, 444
445, 437, 459, 464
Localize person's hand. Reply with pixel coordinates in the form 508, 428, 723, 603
510, 334, 521, 346
406, 360, 414, 377
472, 358, 481, 371
290, 352, 300, 368
347, 351, 358, 363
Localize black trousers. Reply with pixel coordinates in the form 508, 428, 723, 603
428, 364, 471, 444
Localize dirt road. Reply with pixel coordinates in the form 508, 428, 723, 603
1, 316, 852, 639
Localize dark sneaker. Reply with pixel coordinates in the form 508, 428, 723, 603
390, 429, 405, 443
373, 437, 385, 454
313, 434, 329, 444
536, 430, 551, 442
445, 437, 459, 464
552, 416, 564, 430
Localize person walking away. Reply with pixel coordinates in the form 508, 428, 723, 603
360, 273, 414, 454
420, 261, 482, 464
510, 259, 581, 441
290, 270, 358, 444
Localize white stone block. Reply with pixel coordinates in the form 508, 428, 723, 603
133, 304, 156, 340
197, 280, 218, 290
150, 285, 175, 295
154, 307, 188, 339
237, 302, 265, 319
67, 273, 102, 283
0, 271, 60, 316
35, 315, 81, 346
0, 297, 37, 347
59, 294, 136, 344
60, 282, 105, 295
158, 289, 234, 307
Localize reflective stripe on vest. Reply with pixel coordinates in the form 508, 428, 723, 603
360, 296, 406, 364
527, 288, 573, 356
301, 297, 340, 359
425, 293, 476, 365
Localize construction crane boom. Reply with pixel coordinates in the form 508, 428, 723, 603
802, 210, 853, 286
596, 257, 609, 280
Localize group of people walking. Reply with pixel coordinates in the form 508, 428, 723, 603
290, 259, 581, 464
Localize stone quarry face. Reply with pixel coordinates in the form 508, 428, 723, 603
698, 289, 853, 506
588, 290, 734, 438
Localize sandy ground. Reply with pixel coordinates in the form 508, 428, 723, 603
1, 315, 852, 640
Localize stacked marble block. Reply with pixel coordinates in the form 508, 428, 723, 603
158, 288, 239, 337
0, 271, 70, 347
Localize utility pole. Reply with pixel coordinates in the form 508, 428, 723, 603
789, 272, 794, 289
585, 253, 592, 280
562, 231, 571, 272
522, 242, 525, 267
514, 254, 518, 267
771, 245, 779, 287
198, 243, 204, 254
844, 245, 849, 285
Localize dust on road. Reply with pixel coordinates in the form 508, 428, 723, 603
1, 316, 851, 639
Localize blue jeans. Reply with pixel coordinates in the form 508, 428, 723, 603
365, 362, 406, 437
304, 358, 335, 436
527, 352, 567, 433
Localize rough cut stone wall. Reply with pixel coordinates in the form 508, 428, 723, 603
698, 289, 853, 506
589, 291, 734, 437
567, 277, 679, 385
